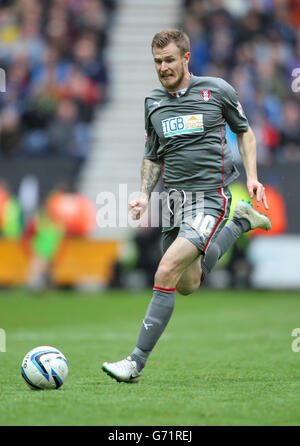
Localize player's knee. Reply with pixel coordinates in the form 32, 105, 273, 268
154, 261, 179, 285
155, 264, 172, 283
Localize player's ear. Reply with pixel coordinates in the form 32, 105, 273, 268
183, 51, 191, 66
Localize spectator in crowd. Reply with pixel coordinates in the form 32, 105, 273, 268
47, 97, 91, 163
280, 99, 300, 161
0, 106, 23, 158
73, 32, 108, 87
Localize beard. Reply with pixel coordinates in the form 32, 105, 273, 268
159, 66, 186, 92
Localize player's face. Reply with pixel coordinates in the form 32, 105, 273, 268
153, 42, 191, 92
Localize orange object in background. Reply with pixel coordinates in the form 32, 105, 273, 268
252, 184, 287, 236
0, 186, 10, 227
0, 238, 119, 286
0, 239, 29, 284
47, 192, 96, 236
51, 238, 119, 286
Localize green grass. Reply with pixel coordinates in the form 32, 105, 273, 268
1, 288, 300, 426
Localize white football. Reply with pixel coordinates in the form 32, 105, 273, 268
21, 346, 68, 390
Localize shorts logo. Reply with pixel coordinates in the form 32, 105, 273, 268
162, 114, 204, 138
201, 90, 210, 102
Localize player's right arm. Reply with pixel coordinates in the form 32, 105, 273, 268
130, 96, 162, 220
130, 158, 162, 220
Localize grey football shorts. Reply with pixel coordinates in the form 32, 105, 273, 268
161, 187, 232, 254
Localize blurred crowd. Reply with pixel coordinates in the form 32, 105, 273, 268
0, 0, 117, 164
182, 0, 300, 164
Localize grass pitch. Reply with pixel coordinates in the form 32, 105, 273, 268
1, 288, 300, 426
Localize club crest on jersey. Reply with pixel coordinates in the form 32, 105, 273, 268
201, 90, 211, 102
162, 114, 204, 138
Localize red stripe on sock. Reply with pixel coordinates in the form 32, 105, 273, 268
153, 286, 176, 292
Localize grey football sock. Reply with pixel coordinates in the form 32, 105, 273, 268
231, 217, 251, 236
131, 349, 147, 373
201, 218, 250, 279
131, 287, 176, 372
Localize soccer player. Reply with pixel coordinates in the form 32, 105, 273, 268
102, 29, 271, 383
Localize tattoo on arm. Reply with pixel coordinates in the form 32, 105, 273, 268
141, 159, 162, 198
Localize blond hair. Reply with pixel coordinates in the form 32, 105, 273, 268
151, 29, 190, 56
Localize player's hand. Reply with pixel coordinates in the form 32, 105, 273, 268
247, 179, 269, 210
129, 193, 149, 220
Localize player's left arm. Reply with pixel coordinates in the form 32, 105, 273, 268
220, 78, 268, 210
236, 126, 268, 209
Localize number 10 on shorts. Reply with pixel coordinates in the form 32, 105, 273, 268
192, 213, 216, 235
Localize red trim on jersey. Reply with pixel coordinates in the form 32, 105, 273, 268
202, 188, 226, 253
219, 125, 225, 187
153, 286, 176, 292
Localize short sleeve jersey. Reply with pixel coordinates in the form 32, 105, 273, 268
144, 75, 249, 192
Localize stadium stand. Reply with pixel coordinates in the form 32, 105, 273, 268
182, 0, 300, 164
0, 0, 116, 164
